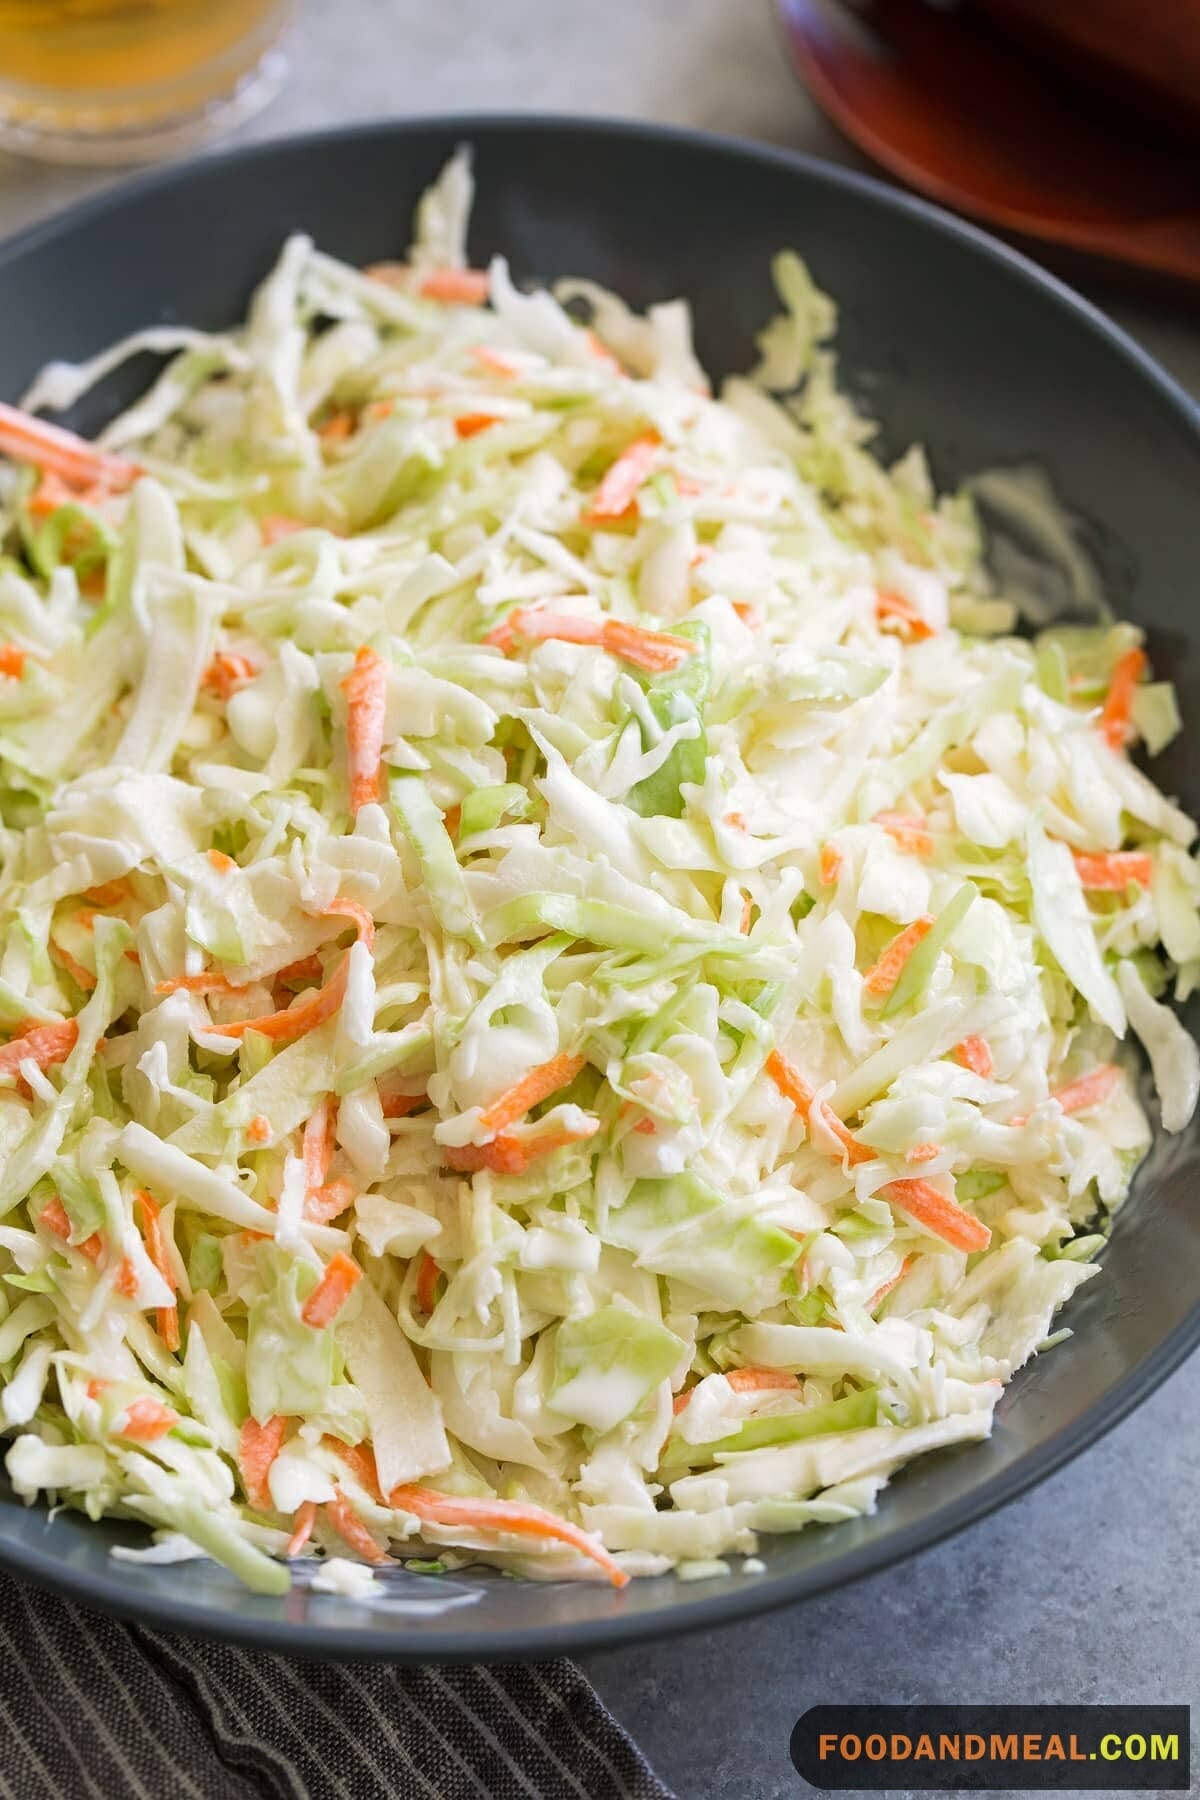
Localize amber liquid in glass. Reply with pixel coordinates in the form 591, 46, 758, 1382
0, 0, 289, 161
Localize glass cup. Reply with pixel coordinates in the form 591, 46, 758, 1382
0, 0, 291, 164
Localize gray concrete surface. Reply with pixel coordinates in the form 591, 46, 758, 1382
0, 3, 1195, 1794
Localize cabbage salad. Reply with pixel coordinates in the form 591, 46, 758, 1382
0, 151, 1196, 1596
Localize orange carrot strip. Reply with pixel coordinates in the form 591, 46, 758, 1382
115, 1397, 178, 1442
598, 619, 694, 674
325, 1490, 390, 1564
302, 1098, 336, 1195
83, 879, 132, 908
300, 1252, 362, 1329
155, 972, 248, 998
472, 344, 517, 377
875, 588, 935, 641
38, 1194, 103, 1262
725, 1367, 801, 1393
1099, 646, 1146, 749
953, 1036, 994, 1079
1051, 1063, 1121, 1116
28, 470, 76, 517
285, 1500, 317, 1558
387, 1486, 628, 1589
764, 1049, 875, 1166
867, 1256, 913, 1312
881, 1178, 991, 1253
443, 1117, 599, 1175
219, 957, 350, 1045
0, 400, 139, 492
874, 810, 934, 856
260, 513, 308, 545
454, 412, 502, 439
303, 1178, 356, 1224
318, 409, 355, 444
478, 1052, 587, 1137
321, 896, 376, 951
136, 1188, 180, 1354
323, 1435, 384, 1502
239, 1415, 288, 1513
417, 268, 491, 304
274, 952, 324, 987
415, 1250, 440, 1316
582, 432, 661, 524
52, 944, 96, 992
672, 1389, 693, 1415
114, 1257, 139, 1298
201, 651, 258, 700
905, 1142, 941, 1165
378, 1085, 427, 1119
0, 1018, 79, 1082
207, 850, 235, 875
247, 1115, 272, 1146
1071, 850, 1153, 890
819, 843, 843, 886
863, 916, 935, 998
740, 893, 754, 935
340, 645, 389, 813
0, 644, 26, 679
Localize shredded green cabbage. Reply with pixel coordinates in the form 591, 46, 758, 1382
0, 149, 1196, 1594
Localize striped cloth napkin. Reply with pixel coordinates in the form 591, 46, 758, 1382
0, 1568, 671, 1800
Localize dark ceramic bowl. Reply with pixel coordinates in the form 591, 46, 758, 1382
1, 118, 1197, 1660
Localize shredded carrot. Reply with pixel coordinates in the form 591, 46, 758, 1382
114, 1256, 139, 1298
260, 513, 308, 545
874, 810, 934, 856
863, 916, 935, 998
86, 1377, 108, 1401
321, 896, 376, 951
442, 805, 461, 839
285, 1500, 317, 1558
325, 1490, 390, 1563
1051, 1063, 1121, 1116
0, 400, 140, 492
83, 878, 132, 908
115, 1397, 178, 1442
302, 1097, 336, 1195
52, 943, 96, 992
415, 1249, 441, 1316
247, 1114, 272, 1146
239, 1415, 288, 1513
881, 1178, 991, 1253
725, 1367, 801, 1393
478, 1052, 586, 1137
0, 644, 26, 680
819, 843, 843, 886
875, 588, 935, 641
472, 344, 517, 377
1099, 646, 1146, 749
136, 1188, 180, 1353
672, 1389, 693, 1415
740, 892, 754, 935
300, 1252, 362, 1330
764, 1049, 874, 1166
905, 1142, 942, 1165
155, 971, 248, 998
582, 432, 661, 524
487, 607, 695, 674
318, 409, 355, 444
201, 651, 258, 700
303, 1178, 355, 1224
219, 960, 349, 1045
38, 1194, 103, 1262
28, 470, 76, 517
868, 1256, 914, 1312
0, 1018, 79, 1083
362, 399, 395, 424
724, 811, 747, 831
1071, 850, 1153, 890
207, 849, 235, 874
417, 267, 491, 304
340, 645, 389, 813
387, 1486, 628, 1589
444, 1116, 599, 1175
322, 1435, 384, 1502
454, 412, 502, 439
378, 1085, 427, 1119
953, 1036, 994, 1079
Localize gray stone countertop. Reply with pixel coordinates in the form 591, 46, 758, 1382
0, 3, 1195, 1794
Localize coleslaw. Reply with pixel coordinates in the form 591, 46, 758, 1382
0, 150, 1196, 1594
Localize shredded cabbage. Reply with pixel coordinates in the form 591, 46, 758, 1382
0, 149, 1196, 1595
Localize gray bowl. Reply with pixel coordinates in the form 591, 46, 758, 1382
1, 117, 1197, 1659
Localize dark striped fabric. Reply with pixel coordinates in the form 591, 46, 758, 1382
0, 1570, 672, 1800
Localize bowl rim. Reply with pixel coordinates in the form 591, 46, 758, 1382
0, 111, 1197, 1661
